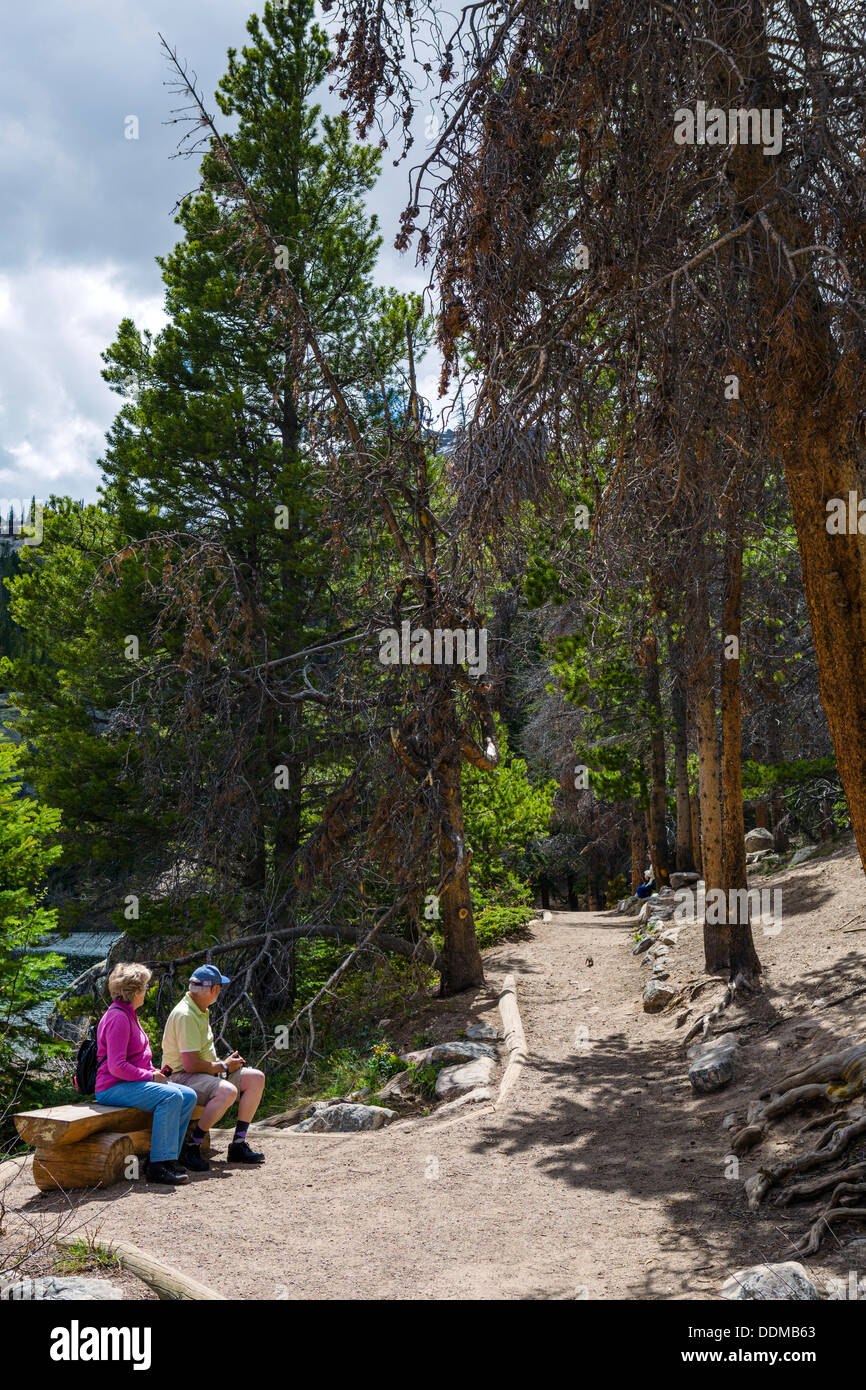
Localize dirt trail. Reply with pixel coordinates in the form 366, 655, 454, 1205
7, 858, 866, 1300
1, 910, 752, 1300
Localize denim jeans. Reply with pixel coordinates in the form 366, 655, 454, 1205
95, 1080, 198, 1162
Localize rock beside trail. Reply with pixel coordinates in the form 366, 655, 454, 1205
0, 1277, 122, 1301
657, 927, 680, 945
434, 1086, 492, 1115
435, 1056, 496, 1098
632, 935, 654, 955
790, 845, 818, 865
670, 871, 699, 889
375, 1069, 415, 1100
401, 1040, 497, 1066
744, 826, 774, 853
642, 979, 677, 1012
290, 1102, 396, 1132
688, 1035, 738, 1093
465, 1023, 500, 1041
719, 1262, 822, 1301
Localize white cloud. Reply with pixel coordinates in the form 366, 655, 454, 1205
0, 264, 165, 500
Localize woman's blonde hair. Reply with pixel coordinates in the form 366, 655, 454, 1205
107, 962, 152, 1003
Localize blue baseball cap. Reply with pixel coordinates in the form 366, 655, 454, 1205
190, 964, 231, 987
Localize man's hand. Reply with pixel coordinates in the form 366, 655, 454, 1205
151, 1069, 168, 1084
224, 1051, 245, 1074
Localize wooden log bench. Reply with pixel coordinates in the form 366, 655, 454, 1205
14, 1103, 210, 1192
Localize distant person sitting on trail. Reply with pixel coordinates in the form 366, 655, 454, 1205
634, 868, 656, 900
94, 963, 197, 1187
161, 965, 266, 1170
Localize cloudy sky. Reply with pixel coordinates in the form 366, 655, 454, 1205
0, 0, 433, 508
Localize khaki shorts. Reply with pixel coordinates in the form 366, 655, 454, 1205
169, 1066, 249, 1104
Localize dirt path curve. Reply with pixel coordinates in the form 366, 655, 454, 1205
10, 912, 754, 1300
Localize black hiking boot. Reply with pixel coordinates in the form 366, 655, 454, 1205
179, 1143, 210, 1172
144, 1159, 189, 1185
226, 1139, 265, 1164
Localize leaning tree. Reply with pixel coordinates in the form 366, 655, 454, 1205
323, 0, 866, 877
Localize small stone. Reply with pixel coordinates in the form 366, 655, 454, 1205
434, 1086, 492, 1115
401, 1040, 497, 1066
642, 979, 677, 1012
719, 1262, 821, 1301
291, 1103, 396, 1132
632, 935, 654, 955
791, 846, 817, 865
744, 827, 774, 853
435, 1056, 496, 1097
721, 1112, 739, 1131
670, 872, 699, 890
657, 928, 680, 945
688, 1035, 738, 1093
465, 1023, 500, 1041
0, 1277, 122, 1301
375, 1070, 414, 1100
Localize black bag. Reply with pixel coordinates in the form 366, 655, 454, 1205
73, 1021, 100, 1096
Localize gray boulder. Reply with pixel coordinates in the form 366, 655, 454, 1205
0, 1277, 122, 1301
688, 1035, 738, 1093
632, 935, 654, 956
435, 1057, 496, 1098
744, 826, 774, 853
670, 872, 699, 890
401, 1040, 496, 1066
465, 1023, 500, 1041
791, 845, 817, 865
642, 979, 677, 1012
434, 1086, 492, 1115
719, 1262, 821, 1301
291, 1102, 395, 1132
375, 1069, 415, 1100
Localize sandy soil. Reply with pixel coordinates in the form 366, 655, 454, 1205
3, 838, 865, 1300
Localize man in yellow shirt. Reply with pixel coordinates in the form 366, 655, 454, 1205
162, 965, 265, 1171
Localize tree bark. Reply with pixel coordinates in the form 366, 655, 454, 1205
670, 637, 696, 872
436, 742, 485, 995
719, 514, 761, 981
630, 796, 647, 893
640, 627, 671, 886
690, 553, 725, 972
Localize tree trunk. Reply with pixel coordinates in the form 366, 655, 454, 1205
630, 797, 647, 893
640, 627, 671, 886
719, 515, 761, 981
690, 791, 702, 881
437, 746, 484, 995
690, 555, 725, 972
717, 28, 866, 877
566, 872, 578, 910
670, 640, 696, 872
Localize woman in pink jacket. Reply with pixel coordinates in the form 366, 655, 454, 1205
95, 963, 197, 1186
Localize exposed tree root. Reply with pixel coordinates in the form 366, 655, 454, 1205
682, 972, 754, 1047
793, 1180, 866, 1256
732, 1043, 866, 1158
746, 1110, 866, 1210
773, 1161, 866, 1208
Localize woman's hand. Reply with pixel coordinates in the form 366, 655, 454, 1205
151, 1069, 168, 1083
